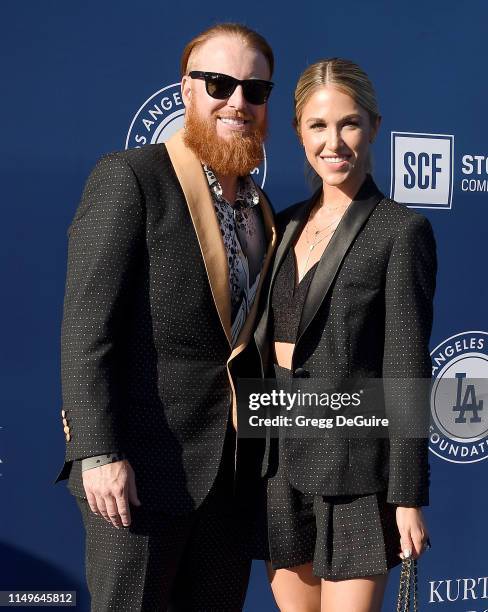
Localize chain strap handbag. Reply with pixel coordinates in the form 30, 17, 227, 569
396, 557, 418, 612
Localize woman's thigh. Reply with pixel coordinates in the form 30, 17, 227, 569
267, 561, 321, 612
321, 573, 389, 612
266, 563, 390, 612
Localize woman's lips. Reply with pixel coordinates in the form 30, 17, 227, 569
320, 155, 351, 169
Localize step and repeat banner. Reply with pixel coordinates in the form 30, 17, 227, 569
1, 1, 487, 610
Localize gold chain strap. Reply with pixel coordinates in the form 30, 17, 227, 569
396, 558, 418, 612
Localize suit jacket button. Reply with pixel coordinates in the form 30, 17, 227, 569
293, 367, 310, 378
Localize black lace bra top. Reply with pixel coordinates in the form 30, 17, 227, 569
271, 247, 318, 343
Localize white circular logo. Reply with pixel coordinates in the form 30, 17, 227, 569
430, 331, 488, 463
125, 83, 267, 188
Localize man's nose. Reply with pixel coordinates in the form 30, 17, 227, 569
226, 84, 247, 111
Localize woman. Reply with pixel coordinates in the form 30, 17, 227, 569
254, 58, 436, 611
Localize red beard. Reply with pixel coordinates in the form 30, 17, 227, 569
183, 100, 267, 177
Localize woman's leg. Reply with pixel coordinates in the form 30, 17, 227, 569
267, 561, 321, 612
320, 573, 389, 612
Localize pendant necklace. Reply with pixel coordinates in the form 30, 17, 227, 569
302, 223, 339, 275
300, 196, 348, 276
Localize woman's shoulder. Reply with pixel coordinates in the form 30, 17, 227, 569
275, 194, 317, 234
373, 195, 434, 234
276, 199, 308, 220
275, 186, 434, 239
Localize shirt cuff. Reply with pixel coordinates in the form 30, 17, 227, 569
81, 452, 126, 472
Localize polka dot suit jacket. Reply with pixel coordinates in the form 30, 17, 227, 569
254, 174, 437, 507
56, 131, 276, 514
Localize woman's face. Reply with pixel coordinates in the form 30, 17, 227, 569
299, 85, 380, 189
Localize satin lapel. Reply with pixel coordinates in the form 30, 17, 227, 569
254, 189, 320, 357
165, 129, 232, 346
296, 177, 384, 346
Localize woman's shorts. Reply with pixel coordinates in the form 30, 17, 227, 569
267, 466, 402, 580
268, 363, 402, 580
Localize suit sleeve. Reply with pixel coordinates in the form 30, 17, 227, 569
382, 214, 437, 507
59, 153, 144, 472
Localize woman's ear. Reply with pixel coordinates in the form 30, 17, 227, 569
370, 115, 382, 143
293, 119, 303, 146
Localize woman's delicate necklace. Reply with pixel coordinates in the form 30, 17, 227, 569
306, 217, 339, 242
302, 225, 339, 274
300, 196, 348, 275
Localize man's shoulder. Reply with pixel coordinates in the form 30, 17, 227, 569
89, 144, 175, 183
87, 144, 183, 200
109, 143, 170, 172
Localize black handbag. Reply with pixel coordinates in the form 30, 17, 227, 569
396, 557, 418, 612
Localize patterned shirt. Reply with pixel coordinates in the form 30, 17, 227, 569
203, 165, 267, 346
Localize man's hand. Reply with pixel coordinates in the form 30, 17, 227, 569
396, 506, 430, 560
82, 459, 141, 528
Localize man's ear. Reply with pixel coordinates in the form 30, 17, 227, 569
181, 75, 191, 108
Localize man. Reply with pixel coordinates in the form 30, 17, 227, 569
56, 23, 276, 611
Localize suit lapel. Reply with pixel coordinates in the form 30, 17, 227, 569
166, 129, 232, 345
165, 128, 277, 361
296, 175, 384, 345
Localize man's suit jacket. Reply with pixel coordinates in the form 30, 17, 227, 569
253, 174, 437, 507
55, 129, 276, 514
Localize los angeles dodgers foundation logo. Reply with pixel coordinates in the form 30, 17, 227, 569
125, 83, 267, 188
430, 331, 488, 463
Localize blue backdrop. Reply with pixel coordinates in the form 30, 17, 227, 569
2, 1, 487, 610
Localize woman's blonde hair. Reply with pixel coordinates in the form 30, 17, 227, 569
293, 58, 380, 187
294, 58, 379, 134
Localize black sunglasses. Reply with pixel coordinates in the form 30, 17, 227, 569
188, 71, 274, 105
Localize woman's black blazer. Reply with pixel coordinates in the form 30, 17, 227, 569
253, 174, 437, 507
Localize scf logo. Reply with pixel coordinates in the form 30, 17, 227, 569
390, 132, 454, 209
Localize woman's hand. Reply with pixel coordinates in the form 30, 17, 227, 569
395, 506, 430, 560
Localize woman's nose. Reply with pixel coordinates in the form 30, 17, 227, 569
324, 128, 341, 151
